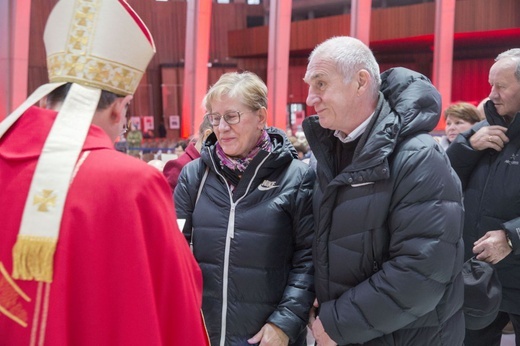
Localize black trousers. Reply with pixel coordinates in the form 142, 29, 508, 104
465, 311, 520, 346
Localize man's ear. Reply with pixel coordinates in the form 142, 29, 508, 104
111, 95, 133, 124
39, 96, 48, 109
356, 69, 370, 95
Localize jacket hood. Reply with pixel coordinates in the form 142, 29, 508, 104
380, 67, 441, 136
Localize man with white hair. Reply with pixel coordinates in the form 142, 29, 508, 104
0, 1, 208, 344
303, 36, 465, 345
448, 48, 520, 345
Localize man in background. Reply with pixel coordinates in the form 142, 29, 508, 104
447, 48, 520, 346
0, 0, 208, 345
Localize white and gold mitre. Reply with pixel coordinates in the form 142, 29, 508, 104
44, 0, 156, 96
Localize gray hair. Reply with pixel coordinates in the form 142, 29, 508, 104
495, 48, 520, 81
202, 71, 267, 113
309, 36, 381, 96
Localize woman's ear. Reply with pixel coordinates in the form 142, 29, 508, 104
258, 107, 268, 129
202, 128, 213, 141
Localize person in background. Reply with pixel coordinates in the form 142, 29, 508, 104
0, 0, 208, 345
143, 129, 155, 139
437, 102, 482, 150
303, 36, 465, 345
447, 48, 520, 346
126, 121, 143, 158
158, 118, 167, 138
163, 116, 213, 191
174, 139, 189, 157
174, 71, 315, 345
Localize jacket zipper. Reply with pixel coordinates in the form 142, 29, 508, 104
220, 203, 236, 346
208, 150, 271, 345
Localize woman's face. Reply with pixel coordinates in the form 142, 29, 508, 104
445, 115, 474, 142
210, 96, 265, 158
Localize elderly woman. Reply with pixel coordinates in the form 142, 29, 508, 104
174, 71, 315, 346
438, 102, 483, 150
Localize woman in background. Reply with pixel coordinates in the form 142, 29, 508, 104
438, 102, 483, 150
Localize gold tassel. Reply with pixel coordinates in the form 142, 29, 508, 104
12, 235, 57, 283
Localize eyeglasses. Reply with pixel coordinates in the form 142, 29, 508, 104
206, 110, 251, 126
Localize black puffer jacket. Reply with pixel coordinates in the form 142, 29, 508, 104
447, 101, 520, 314
303, 67, 465, 345
174, 127, 315, 346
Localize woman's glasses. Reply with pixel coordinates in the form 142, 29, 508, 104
206, 110, 252, 126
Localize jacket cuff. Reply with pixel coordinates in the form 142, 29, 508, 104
502, 218, 520, 255
267, 309, 306, 343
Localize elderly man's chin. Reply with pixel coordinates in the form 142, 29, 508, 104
318, 116, 332, 130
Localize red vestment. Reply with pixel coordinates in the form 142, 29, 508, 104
0, 106, 209, 345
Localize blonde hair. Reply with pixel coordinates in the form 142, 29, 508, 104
444, 102, 482, 124
203, 71, 267, 113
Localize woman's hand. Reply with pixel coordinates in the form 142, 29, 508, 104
248, 323, 289, 346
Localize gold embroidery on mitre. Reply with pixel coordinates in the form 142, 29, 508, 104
33, 190, 57, 212
12, 236, 57, 283
46, 0, 143, 96
0, 262, 31, 327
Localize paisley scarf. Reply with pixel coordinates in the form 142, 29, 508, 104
216, 129, 272, 173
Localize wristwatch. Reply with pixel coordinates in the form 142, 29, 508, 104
506, 233, 513, 249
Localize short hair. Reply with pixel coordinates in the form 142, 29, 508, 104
176, 140, 188, 151
46, 83, 121, 111
203, 71, 267, 113
496, 48, 520, 82
444, 102, 482, 124
308, 36, 381, 97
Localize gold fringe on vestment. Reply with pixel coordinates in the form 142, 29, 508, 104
12, 235, 56, 283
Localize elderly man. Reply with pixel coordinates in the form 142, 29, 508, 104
0, 0, 208, 345
447, 48, 520, 346
303, 36, 465, 345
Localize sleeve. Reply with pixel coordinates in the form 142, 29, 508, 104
319, 143, 464, 344
446, 121, 489, 189
267, 165, 316, 342
502, 217, 520, 255
134, 168, 209, 346
162, 158, 183, 192
173, 160, 200, 242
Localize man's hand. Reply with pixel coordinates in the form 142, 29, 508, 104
308, 298, 319, 328
474, 230, 512, 264
310, 316, 337, 346
469, 125, 508, 151
248, 323, 289, 346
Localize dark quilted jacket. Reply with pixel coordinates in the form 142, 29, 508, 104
175, 127, 315, 345
303, 67, 465, 345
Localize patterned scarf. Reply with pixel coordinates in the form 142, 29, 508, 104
216, 129, 272, 173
